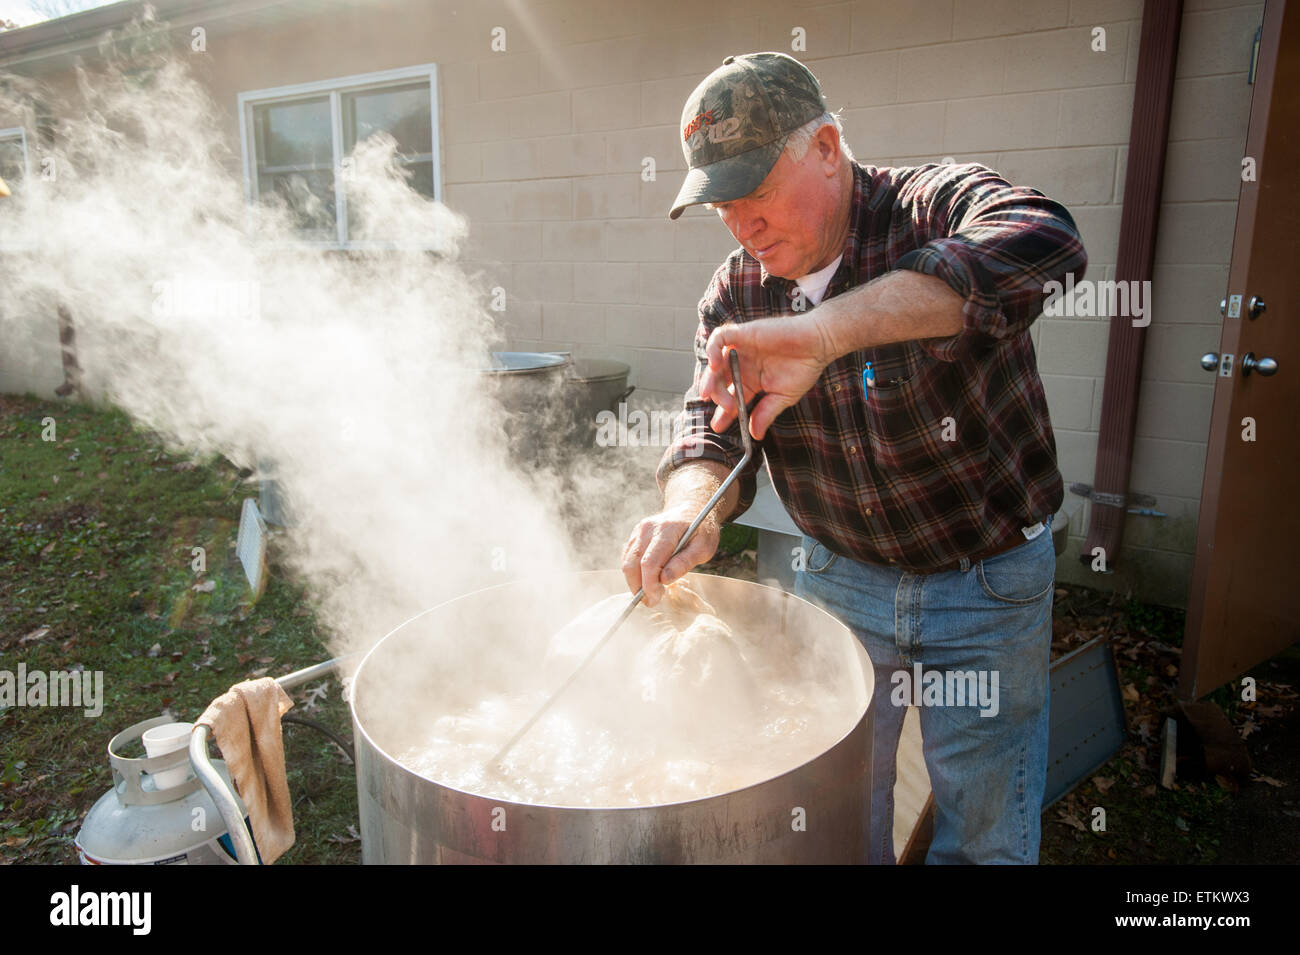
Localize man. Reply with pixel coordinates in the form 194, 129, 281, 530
622, 52, 1087, 864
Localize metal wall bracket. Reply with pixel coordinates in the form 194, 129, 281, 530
1069, 482, 1158, 511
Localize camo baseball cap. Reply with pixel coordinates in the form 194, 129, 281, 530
669, 52, 827, 220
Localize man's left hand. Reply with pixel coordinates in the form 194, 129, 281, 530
700, 312, 839, 441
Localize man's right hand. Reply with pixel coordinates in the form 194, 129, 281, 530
621, 503, 722, 608
623, 460, 738, 606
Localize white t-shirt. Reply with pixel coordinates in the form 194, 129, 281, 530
794, 254, 844, 307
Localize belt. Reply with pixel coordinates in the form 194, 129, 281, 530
884, 527, 1035, 575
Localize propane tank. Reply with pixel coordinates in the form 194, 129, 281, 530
75, 715, 257, 865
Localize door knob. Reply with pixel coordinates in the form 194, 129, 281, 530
1248, 297, 1266, 320
1241, 353, 1278, 377
1200, 353, 1219, 371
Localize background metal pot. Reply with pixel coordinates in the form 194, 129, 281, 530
559, 357, 633, 448
350, 571, 874, 864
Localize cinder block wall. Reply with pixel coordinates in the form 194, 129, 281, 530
2, 0, 1262, 606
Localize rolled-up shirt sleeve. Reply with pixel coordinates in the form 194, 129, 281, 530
890, 163, 1088, 363
655, 269, 762, 521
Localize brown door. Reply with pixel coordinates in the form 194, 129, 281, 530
1180, 0, 1299, 700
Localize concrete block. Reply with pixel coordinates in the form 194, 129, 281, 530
944, 91, 1060, 152
1134, 380, 1214, 444
542, 220, 605, 260
575, 173, 641, 218
894, 41, 1000, 104
573, 262, 639, 303
540, 133, 608, 177
1153, 202, 1237, 266
809, 50, 900, 108
1042, 373, 1096, 431
478, 52, 540, 101
851, 0, 953, 50
953, 0, 1068, 38
1161, 137, 1248, 203
509, 178, 573, 220
844, 101, 946, 157
573, 82, 643, 132
1059, 84, 1135, 146
607, 304, 676, 348
503, 91, 572, 138
542, 301, 605, 343
513, 261, 574, 302
481, 138, 542, 180
1004, 24, 1128, 92
605, 220, 675, 262
757, 3, 854, 58
606, 125, 683, 175
994, 146, 1116, 205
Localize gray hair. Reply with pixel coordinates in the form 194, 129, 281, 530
783, 110, 853, 162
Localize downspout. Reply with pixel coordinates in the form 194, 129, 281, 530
1080, 0, 1184, 571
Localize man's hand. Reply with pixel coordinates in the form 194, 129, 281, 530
701, 312, 838, 440
622, 459, 736, 606
701, 270, 966, 439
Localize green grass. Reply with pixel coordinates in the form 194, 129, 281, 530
0, 394, 358, 864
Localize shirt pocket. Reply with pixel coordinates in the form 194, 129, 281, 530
859, 344, 946, 474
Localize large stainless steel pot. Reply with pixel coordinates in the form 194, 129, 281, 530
350, 571, 874, 863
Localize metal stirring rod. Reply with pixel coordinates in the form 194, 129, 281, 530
489, 349, 755, 772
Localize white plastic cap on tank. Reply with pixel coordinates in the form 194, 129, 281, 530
142, 721, 195, 789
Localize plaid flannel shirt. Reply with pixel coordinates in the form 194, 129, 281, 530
656, 161, 1087, 573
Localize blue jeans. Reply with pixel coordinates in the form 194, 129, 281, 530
794, 523, 1055, 864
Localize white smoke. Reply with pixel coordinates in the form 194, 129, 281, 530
0, 16, 643, 660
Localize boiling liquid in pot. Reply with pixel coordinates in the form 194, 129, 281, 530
396, 583, 858, 807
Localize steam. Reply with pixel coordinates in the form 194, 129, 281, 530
0, 18, 654, 661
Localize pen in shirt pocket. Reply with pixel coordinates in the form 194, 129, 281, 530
862, 361, 875, 397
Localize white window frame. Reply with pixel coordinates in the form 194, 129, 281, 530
0, 126, 31, 184
237, 64, 443, 250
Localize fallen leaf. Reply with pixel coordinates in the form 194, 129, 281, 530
1240, 719, 1260, 739
1255, 775, 1286, 788
192, 580, 216, 593
1175, 817, 1189, 831
1121, 683, 1140, 703
256, 656, 274, 664
1165, 664, 1178, 678
147, 643, 162, 658
40, 540, 56, 556
250, 667, 269, 677
19, 627, 50, 644
1092, 775, 1114, 794
326, 825, 361, 844
1057, 812, 1088, 833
